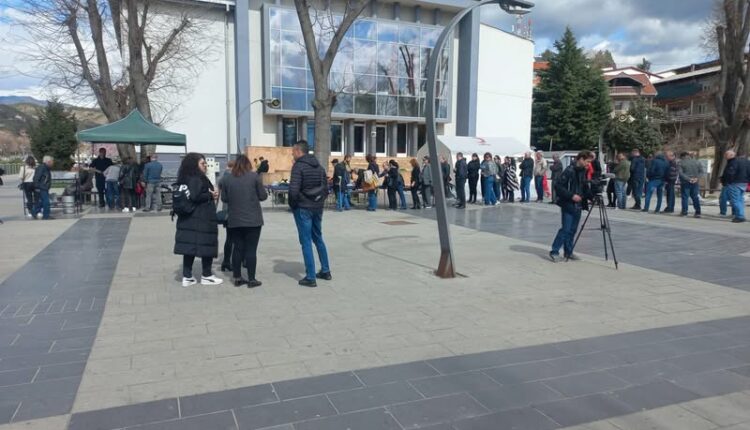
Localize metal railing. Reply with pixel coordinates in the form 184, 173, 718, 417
0, 164, 22, 175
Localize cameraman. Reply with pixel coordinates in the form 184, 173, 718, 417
549, 151, 593, 262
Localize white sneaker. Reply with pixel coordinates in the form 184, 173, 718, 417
182, 277, 197, 287
201, 275, 224, 286
122, 208, 130, 213
25, 213, 33, 219
131, 207, 136, 212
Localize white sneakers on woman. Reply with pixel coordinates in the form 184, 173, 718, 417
181, 275, 223, 287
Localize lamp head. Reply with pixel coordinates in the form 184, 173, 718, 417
266, 98, 281, 109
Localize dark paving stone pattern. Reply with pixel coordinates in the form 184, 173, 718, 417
0, 219, 130, 424
414, 204, 750, 291
67, 315, 750, 430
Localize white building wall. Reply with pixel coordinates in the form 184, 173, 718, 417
475, 24, 533, 152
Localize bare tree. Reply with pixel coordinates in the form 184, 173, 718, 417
4, 0, 214, 161
294, 0, 369, 166
705, 0, 750, 189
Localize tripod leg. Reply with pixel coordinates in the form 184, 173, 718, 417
599, 202, 609, 261
569, 206, 593, 261
600, 200, 619, 269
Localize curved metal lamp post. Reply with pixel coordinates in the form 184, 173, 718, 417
425, 0, 534, 278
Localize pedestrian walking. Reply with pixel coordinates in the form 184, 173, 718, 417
221, 155, 267, 287
534, 151, 548, 202
454, 152, 468, 209
174, 153, 223, 287
549, 151, 593, 262
467, 153, 480, 204
519, 152, 534, 202
480, 153, 498, 206
289, 141, 331, 287
142, 154, 164, 212
409, 158, 422, 209
678, 152, 704, 218
32, 156, 53, 220
19, 156, 37, 218
721, 150, 748, 223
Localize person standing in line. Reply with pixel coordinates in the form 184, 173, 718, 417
533, 151, 548, 202
119, 159, 139, 213
663, 151, 678, 213
467, 153, 480, 204
90, 147, 113, 208
493, 155, 503, 201
142, 154, 164, 212
549, 151, 592, 262
219, 160, 235, 272
19, 156, 37, 218
721, 150, 748, 223
629, 149, 646, 210
519, 152, 534, 202
221, 155, 267, 287
103, 162, 121, 210
719, 170, 734, 218
386, 160, 399, 210
549, 154, 563, 204
454, 152, 468, 209
480, 152, 498, 206
439, 155, 453, 200
613, 153, 630, 210
409, 158, 422, 209
396, 167, 408, 210
678, 152, 704, 218
174, 153, 223, 287
366, 154, 379, 212
32, 155, 53, 220
421, 156, 433, 209
503, 156, 519, 203
642, 152, 668, 213
257, 157, 269, 175
289, 141, 331, 287
332, 157, 352, 212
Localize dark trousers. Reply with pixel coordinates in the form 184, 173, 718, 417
681, 182, 701, 215
95, 175, 106, 207
387, 188, 398, 209
493, 178, 501, 202
506, 189, 515, 202
606, 180, 616, 207
456, 177, 466, 206
468, 176, 479, 203
631, 178, 644, 207
665, 180, 676, 212
183, 255, 212, 278
229, 226, 262, 280
422, 185, 433, 207
222, 227, 233, 267
22, 183, 37, 215
121, 188, 136, 208
534, 175, 544, 201
33, 189, 51, 219
551, 204, 582, 257
410, 186, 421, 208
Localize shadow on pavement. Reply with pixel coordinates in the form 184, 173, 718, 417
509, 244, 552, 262
273, 259, 305, 280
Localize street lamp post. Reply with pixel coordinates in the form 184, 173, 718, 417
424, 0, 534, 278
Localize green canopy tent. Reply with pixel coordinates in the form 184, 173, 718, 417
76, 109, 187, 154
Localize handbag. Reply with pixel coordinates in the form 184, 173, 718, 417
216, 209, 228, 226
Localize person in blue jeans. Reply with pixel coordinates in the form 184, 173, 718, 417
479, 152, 498, 206
32, 156, 53, 219
642, 153, 668, 213
365, 154, 379, 211
289, 141, 331, 287
550, 151, 592, 262
719, 186, 732, 217
331, 157, 351, 212
721, 150, 748, 223
519, 152, 534, 202
678, 152, 704, 218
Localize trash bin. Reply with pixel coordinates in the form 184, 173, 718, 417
62, 196, 75, 214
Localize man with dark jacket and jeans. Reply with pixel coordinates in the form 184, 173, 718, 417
722, 150, 748, 223
33, 155, 54, 220
679, 152, 704, 218
642, 152, 668, 213
629, 149, 645, 209
519, 152, 534, 202
289, 141, 331, 287
454, 153, 468, 209
550, 151, 592, 262
663, 151, 678, 213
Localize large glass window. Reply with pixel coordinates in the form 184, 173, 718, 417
331, 123, 343, 154
282, 118, 297, 147
375, 125, 387, 155
353, 124, 365, 154
267, 6, 450, 120
397, 124, 407, 155
307, 122, 315, 149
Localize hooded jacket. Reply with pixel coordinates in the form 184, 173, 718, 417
647, 155, 668, 181
289, 154, 327, 210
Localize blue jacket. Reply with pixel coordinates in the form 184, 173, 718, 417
647, 155, 668, 181
142, 161, 163, 183
630, 156, 645, 181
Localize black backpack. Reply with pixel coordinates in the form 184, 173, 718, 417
170, 182, 195, 219
302, 166, 329, 203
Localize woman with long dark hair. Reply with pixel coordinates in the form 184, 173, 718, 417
221, 155, 267, 287
503, 156, 519, 203
386, 160, 399, 210
174, 152, 222, 287
19, 156, 37, 218
119, 159, 138, 212
409, 158, 421, 209
366, 154, 379, 211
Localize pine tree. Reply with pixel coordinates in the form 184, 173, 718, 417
30, 101, 78, 170
590, 50, 616, 69
532, 28, 611, 151
637, 58, 652, 72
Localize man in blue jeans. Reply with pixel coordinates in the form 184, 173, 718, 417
550, 151, 592, 262
642, 152, 668, 213
519, 152, 534, 202
678, 152, 704, 218
33, 155, 54, 220
289, 141, 331, 287
721, 150, 748, 223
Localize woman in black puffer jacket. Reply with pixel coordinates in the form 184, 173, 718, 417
174, 153, 222, 287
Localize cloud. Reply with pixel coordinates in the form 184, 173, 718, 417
482, 0, 714, 71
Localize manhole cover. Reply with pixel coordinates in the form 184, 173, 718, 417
381, 220, 416, 226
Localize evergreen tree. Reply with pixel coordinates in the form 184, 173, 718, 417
30, 101, 78, 170
590, 50, 616, 69
532, 28, 611, 151
637, 57, 652, 72
603, 99, 665, 156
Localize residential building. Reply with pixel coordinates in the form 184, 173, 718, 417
602, 67, 660, 114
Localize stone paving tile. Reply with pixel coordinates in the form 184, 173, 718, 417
542, 371, 630, 398
178, 384, 277, 418
272, 372, 362, 400
679, 392, 750, 427
354, 362, 439, 386
468, 381, 564, 412
326, 381, 423, 414
408, 371, 501, 398
533, 393, 637, 428
452, 407, 560, 430
611, 380, 701, 410
607, 406, 717, 430
68, 399, 179, 430
387, 393, 488, 429
293, 408, 402, 430
673, 370, 750, 397
125, 411, 237, 430
233, 395, 336, 430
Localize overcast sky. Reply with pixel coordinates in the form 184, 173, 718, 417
483, 0, 714, 72
0, 0, 715, 100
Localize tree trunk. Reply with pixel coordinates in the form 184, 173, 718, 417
312, 95, 334, 169
710, 138, 728, 191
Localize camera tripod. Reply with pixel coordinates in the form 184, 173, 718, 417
570, 194, 619, 269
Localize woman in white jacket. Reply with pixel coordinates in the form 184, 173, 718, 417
18, 156, 37, 218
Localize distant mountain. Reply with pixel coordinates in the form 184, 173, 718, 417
0, 96, 46, 106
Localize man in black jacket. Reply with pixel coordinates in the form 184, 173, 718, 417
289, 141, 331, 287
722, 150, 748, 223
629, 149, 646, 209
519, 152, 534, 202
454, 153, 468, 209
33, 155, 54, 220
663, 151, 678, 213
257, 157, 269, 174
549, 151, 592, 262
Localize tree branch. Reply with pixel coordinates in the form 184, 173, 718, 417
144, 16, 190, 85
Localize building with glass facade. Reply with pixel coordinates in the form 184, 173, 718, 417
149, 0, 534, 173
